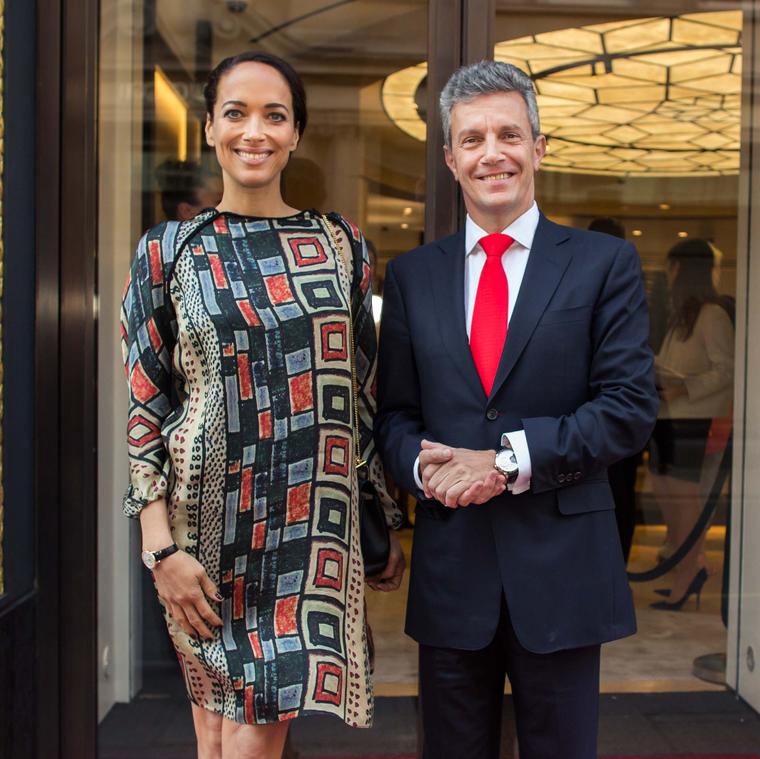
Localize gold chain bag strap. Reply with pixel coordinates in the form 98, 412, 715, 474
322, 215, 390, 578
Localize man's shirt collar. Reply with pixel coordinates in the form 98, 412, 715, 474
465, 201, 540, 256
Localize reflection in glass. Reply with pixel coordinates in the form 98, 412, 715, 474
488, 1, 742, 696
494, 12, 742, 176
155, 160, 223, 220
383, 11, 742, 176
649, 240, 734, 608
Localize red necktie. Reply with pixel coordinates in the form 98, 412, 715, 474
470, 233, 513, 395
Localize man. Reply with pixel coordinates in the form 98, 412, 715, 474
155, 159, 223, 221
375, 61, 658, 759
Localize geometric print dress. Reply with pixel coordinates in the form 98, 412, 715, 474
120, 208, 401, 727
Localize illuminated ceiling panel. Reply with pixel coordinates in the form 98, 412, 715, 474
380, 11, 742, 177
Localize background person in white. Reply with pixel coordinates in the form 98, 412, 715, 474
649, 239, 734, 611
376, 61, 657, 759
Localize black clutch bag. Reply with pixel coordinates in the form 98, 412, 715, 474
359, 476, 391, 577
323, 215, 391, 578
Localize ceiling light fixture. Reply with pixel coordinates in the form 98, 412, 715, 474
381, 11, 742, 177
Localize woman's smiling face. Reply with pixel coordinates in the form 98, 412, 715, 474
205, 61, 299, 196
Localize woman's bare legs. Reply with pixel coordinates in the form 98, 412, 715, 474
651, 472, 676, 558
192, 704, 223, 759
653, 472, 708, 602
192, 705, 291, 759
221, 718, 290, 759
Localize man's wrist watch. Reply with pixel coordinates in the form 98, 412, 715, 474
141, 543, 179, 570
494, 433, 519, 485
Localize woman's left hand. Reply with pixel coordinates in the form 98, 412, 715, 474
366, 532, 405, 592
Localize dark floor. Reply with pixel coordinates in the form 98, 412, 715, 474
98, 689, 760, 758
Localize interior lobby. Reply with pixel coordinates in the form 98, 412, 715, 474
91, 1, 760, 756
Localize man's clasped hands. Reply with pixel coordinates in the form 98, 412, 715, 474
418, 439, 506, 508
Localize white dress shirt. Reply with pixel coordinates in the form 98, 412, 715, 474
413, 202, 538, 496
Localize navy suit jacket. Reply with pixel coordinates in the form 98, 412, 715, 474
375, 214, 658, 654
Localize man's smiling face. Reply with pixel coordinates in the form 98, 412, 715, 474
444, 90, 546, 231
204, 61, 299, 198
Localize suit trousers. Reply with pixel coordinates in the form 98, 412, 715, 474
418, 597, 601, 759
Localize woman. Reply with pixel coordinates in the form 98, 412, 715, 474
121, 52, 404, 759
649, 239, 734, 611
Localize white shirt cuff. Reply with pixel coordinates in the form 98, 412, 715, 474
504, 430, 531, 494
413, 454, 424, 490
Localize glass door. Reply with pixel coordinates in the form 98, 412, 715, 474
98, 0, 430, 755
96, 0, 760, 756
492, 0, 744, 696
731, 0, 760, 714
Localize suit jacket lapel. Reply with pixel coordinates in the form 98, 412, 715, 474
488, 215, 572, 402
429, 232, 485, 398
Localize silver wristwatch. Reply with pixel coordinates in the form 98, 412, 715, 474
494, 433, 519, 485
141, 542, 179, 570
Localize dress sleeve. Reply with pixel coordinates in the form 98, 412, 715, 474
334, 215, 403, 530
120, 222, 179, 518
684, 303, 734, 403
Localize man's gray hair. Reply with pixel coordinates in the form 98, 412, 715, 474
439, 60, 541, 146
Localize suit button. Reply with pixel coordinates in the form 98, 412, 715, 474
486, 409, 499, 421
558, 473, 565, 483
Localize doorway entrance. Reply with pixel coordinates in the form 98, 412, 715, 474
93, 1, 760, 757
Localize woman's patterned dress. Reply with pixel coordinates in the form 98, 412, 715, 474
121, 209, 400, 727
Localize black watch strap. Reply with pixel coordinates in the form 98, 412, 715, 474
153, 543, 179, 562
501, 452, 519, 484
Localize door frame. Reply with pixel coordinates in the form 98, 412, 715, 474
728, 0, 760, 709
0, 1, 49, 756
36, 0, 101, 756
35, 0, 63, 754
425, 0, 495, 241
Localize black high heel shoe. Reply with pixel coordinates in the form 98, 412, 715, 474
651, 568, 708, 611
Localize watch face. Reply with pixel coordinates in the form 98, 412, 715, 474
141, 550, 156, 570
495, 449, 518, 477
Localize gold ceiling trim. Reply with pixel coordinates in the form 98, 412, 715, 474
380, 11, 742, 177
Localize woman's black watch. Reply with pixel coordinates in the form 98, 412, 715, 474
141, 543, 179, 570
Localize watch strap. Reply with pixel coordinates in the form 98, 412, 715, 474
152, 543, 179, 562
